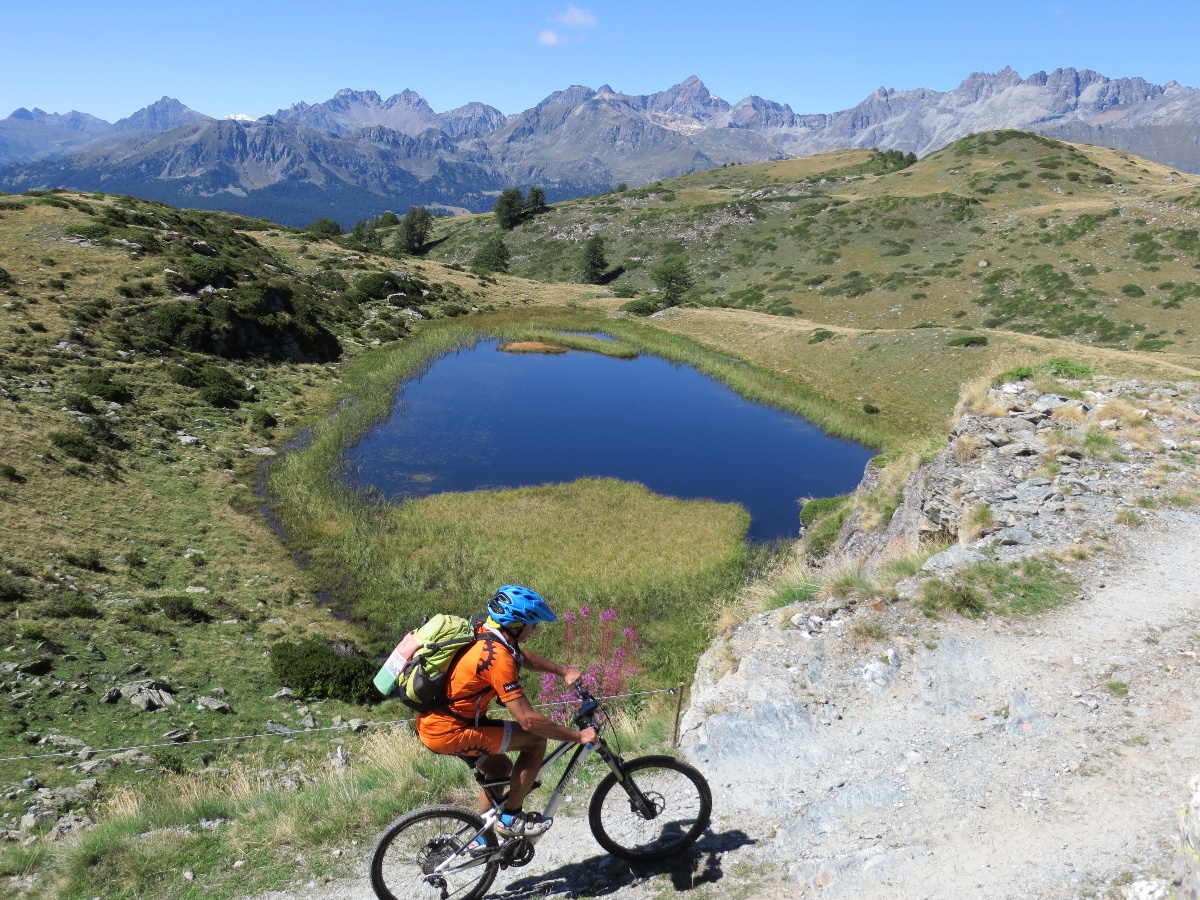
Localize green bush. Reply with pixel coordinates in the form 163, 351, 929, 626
197, 364, 253, 408
611, 284, 638, 298
251, 408, 277, 430
169, 255, 235, 292
808, 328, 835, 344
68, 223, 111, 240
157, 595, 213, 624
0, 464, 22, 483
44, 595, 103, 620
167, 364, 204, 388
268, 640, 378, 705
862, 403, 880, 414
62, 548, 105, 571
619, 298, 658, 316
352, 272, 400, 301
63, 392, 98, 414
49, 430, 100, 462
77, 370, 134, 404
1120, 284, 1146, 297
305, 217, 343, 237
0, 574, 29, 603
945, 335, 988, 347
312, 270, 348, 292
1042, 357, 1093, 378
0, 266, 13, 286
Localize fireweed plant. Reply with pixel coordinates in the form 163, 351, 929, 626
539, 607, 642, 719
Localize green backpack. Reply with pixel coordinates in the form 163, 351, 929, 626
374, 614, 488, 712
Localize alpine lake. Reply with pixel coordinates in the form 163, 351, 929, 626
346, 336, 875, 543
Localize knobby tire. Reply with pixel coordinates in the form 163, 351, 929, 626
369, 805, 498, 900
587, 754, 712, 861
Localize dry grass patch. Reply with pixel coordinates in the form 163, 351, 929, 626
500, 340, 568, 354
1096, 398, 1151, 427
1051, 404, 1087, 426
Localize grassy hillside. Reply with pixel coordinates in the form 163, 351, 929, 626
428, 132, 1200, 367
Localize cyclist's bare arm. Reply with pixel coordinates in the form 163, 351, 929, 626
505, 695, 597, 746
521, 649, 581, 685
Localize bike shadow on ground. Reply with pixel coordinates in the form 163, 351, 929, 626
491, 829, 756, 899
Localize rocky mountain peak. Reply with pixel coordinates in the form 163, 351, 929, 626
332, 88, 382, 104
113, 97, 209, 133
644, 75, 730, 120
9, 108, 35, 121
536, 85, 598, 108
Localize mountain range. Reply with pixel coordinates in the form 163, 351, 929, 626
3, 68, 1199, 226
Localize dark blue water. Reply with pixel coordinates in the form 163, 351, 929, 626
346, 340, 874, 542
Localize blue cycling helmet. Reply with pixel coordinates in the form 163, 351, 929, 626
488, 585, 557, 627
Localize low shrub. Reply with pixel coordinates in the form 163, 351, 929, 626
43, 595, 103, 619
862, 403, 880, 414
68, 223, 111, 240
1120, 284, 1146, 298
808, 328, 836, 344
352, 272, 401, 302
268, 640, 378, 704
946, 335, 988, 347
251, 408, 277, 430
198, 365, 253, 408
77, 370, 134, 404
0, 574, 29, 603
63, 392, 97, 414
620, 298, 658, 316
49, 430, 99, 463
157, 595, 214, 624
62, 548, 105, 571
611, 284, 638, 298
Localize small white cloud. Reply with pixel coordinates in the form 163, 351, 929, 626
537, 29, 561, 46
556, 4, 597, 27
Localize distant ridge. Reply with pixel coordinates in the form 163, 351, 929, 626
3, 67, 1199, 226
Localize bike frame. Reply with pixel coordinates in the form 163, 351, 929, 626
431, 707, 652, 877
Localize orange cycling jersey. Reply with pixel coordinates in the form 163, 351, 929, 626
415, 625, 525, 755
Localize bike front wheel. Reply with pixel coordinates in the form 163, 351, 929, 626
370, 805, 498, 900
588, 754, 712, 861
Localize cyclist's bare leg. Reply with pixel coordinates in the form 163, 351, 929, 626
499, 728, 547, 813
474, 753, 513, 813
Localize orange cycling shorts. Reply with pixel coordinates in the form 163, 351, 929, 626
417, 714, 513, 759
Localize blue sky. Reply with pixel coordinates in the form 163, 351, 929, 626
7, 0, 1198, 122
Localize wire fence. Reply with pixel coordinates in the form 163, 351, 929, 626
0, 686, 684, 765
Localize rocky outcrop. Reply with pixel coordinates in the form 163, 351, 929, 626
836, 377, 1200, 584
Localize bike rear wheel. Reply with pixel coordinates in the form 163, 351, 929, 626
370, 805, 498, 900
588, 754, 712, 861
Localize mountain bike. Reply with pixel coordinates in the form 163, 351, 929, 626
369, 686, 712, 900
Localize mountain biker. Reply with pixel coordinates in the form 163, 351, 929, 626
414, 585, 598, 838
